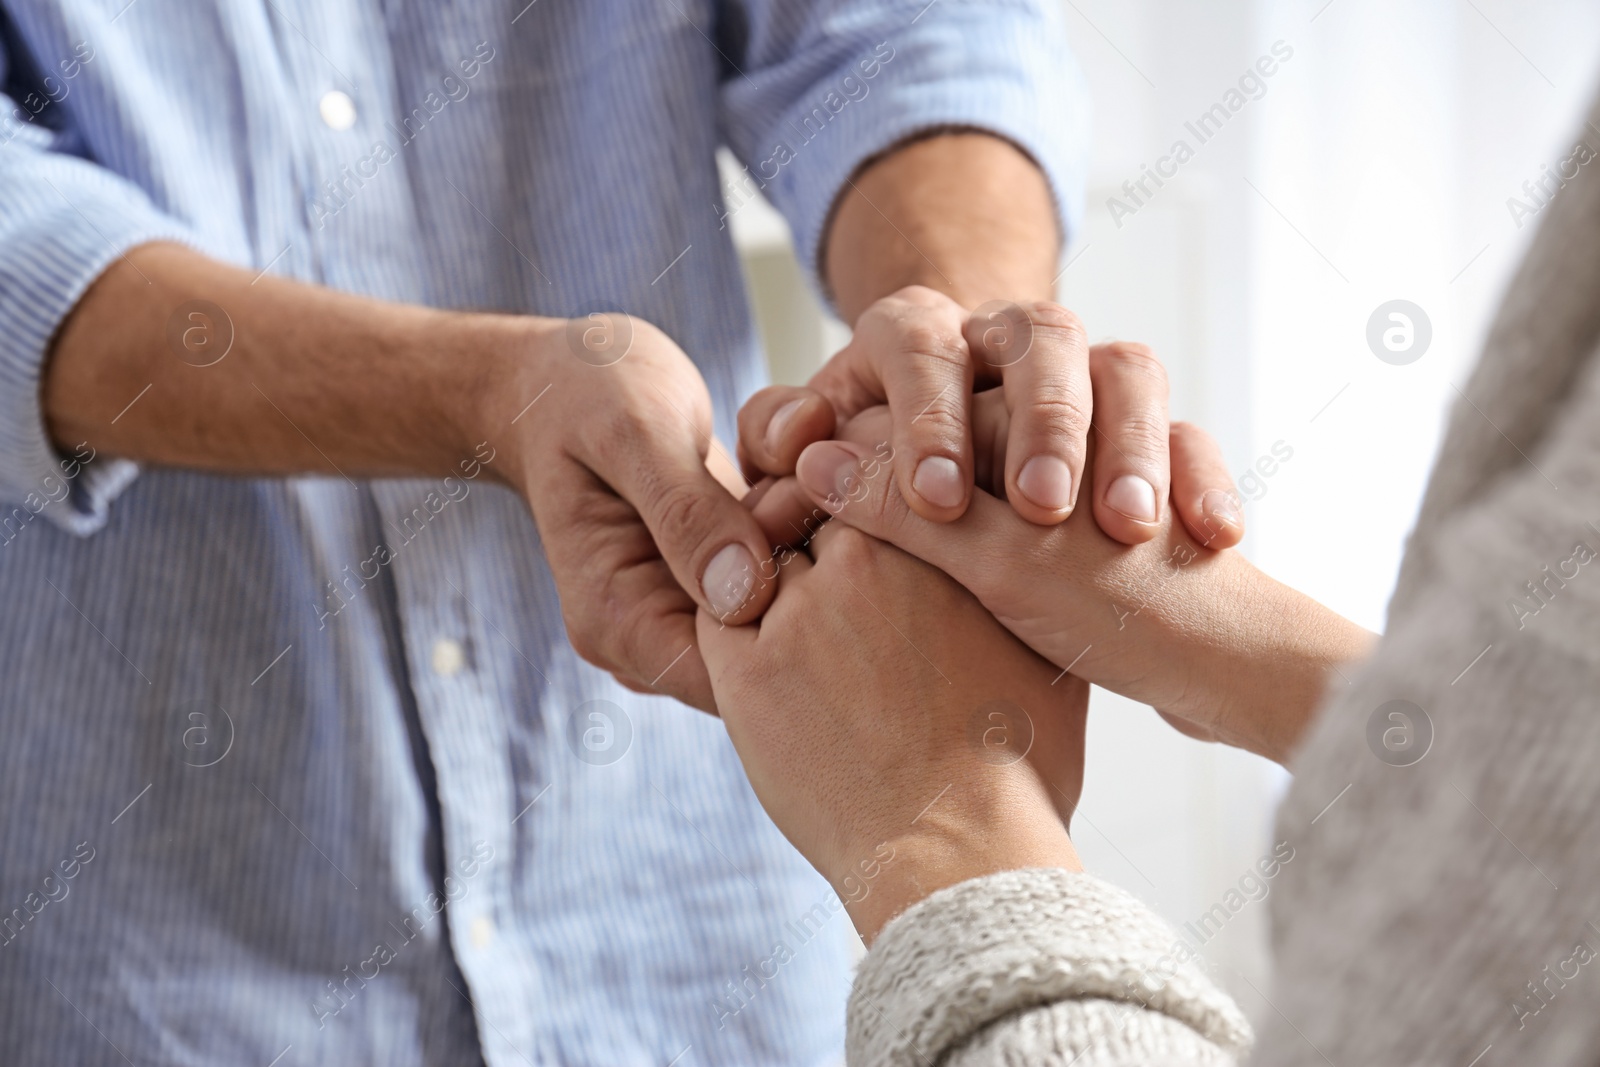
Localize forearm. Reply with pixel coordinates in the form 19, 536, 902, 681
44, 242, 529, 481
823, 131, 1060, 320
1099, 538, 1375, 765
1213, 566, 1377, 762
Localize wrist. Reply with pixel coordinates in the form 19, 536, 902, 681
824, 131, 1059, 322
842, 770, 1080, 945
1159, 554, 1374, 764
452, 312, 564, 491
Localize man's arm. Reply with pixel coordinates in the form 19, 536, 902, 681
741, 129, 1247, 550
823, 130, 1059, 315
46, 244, 501, 480
42, 242, 782, 710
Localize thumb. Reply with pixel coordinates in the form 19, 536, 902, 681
619, 438, 780, 626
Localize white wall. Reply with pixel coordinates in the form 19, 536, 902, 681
729, 0, 1600, 1014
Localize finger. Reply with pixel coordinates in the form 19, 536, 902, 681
970, 387, 1011, 498
746, 476, 830, 550
1158, 708, 1220, 743
808, 288, 975, 522
597, 563, 719, 713
840, 392, 1009, 497
741, 401, 907, 551
796, 438, 989, 578
1169, 421, 1244, 550
1087, 341, 1170, 545
967, 302, 1092, 525
696, 551, 816, 687
624, 596, 718, 714
532, 463, 722, 711
736, 386, 836, 482
611, 635, 718, 717
792, 388, 1032, 558
705, 436, 751, 500
602, 424, 782, 627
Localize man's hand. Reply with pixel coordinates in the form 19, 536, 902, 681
738, 291, 1249, 548
741, 319, 1248, 553
738, 130, 1245, 549
46, 244, 772, 713
503, 315, 778, 711
698, 518, 1085, 944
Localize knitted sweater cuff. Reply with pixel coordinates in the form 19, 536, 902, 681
846, 868, 1253, 1066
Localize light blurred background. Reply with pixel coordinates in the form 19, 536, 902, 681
724, 0, 1600, 1021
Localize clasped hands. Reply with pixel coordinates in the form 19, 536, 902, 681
525, 283, 1365, 941
691, 287, 1353, 942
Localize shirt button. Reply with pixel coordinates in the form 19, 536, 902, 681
318, 89, 357, 130
469, 915, 496, 949
430, 638, 466, 677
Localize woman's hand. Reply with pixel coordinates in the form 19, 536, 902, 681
751, 390, 1373, 765
697, 518, 1087, 944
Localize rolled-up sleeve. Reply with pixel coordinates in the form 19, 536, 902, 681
718, 0, 1090, 297
0, 76, 196, 535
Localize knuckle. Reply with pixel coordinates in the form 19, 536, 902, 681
907, 391, 965, 438
890, 283, 956, 311
1169, 419, 1214, 451
563, 613, 608, 669
1108, 411, 1170, 459
858, 468, 900, 530
1096, 340, 1168, 385
822, 523, 881, 575
595, 402, 652, 465
570, 565, 636, 669
646, 480, 720, 555
896, 321, 967, 365
1024, 301, 1086, 339
615, 600, 661, 674
1026, 393, 1093, 441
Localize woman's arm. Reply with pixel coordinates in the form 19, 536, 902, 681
697, 512, 1250, 1064
745, 390, 1372, 765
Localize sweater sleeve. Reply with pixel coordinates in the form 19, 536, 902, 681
847, 868, 1252, 1066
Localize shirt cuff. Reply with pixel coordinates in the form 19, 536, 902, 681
0, 162, 198, 536
847, 868, 1253, 1067
757, 1, 1090, 306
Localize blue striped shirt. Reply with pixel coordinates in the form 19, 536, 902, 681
0, 2, 1086, 1064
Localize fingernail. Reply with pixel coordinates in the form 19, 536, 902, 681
1016, 455, 1074, 512
1105, 474, 1158, 523
913, 456, 964, 509
764, 398, 805, 454
703, 543, 757, 619
797, 440, 864, 512
1202, 489, 1242, 528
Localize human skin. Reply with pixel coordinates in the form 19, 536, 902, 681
776, 392, 1376, 764
41, 133, 1235, 711
697, 515, 1087, 945
741, 131, 1246, 549
708, 395, 1367, 940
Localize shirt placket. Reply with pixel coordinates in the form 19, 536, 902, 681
275, 1, 540, 1062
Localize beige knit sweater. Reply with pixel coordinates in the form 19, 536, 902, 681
846, 89, 1600, 1067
